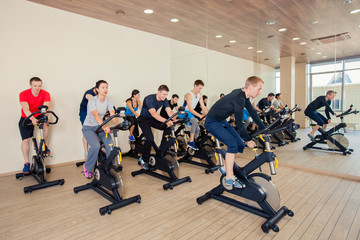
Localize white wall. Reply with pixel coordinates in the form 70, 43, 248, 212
0, 0, 171, 173
171, 40, 275, 107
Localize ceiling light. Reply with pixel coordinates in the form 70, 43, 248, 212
170, 18, 179, 23
350, 9, 360, 14
312, 20, 320, 24
311, 48, 315, 50
358, 24, 360, 27
292, 37, 300, 41
322, 56, 327, 58
229, 40, 236, 43
278, 28, 287, 32
344, 0, 356, 3
316, 52, 322, 55
216, 35, 223, 38
257, 50, 263, 53
266, 20, 276, 25
144, 9, 154, 14
248, 46, 254, 50
300, 42, 307, 45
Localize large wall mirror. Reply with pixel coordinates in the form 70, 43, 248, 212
170, 0, 360, 179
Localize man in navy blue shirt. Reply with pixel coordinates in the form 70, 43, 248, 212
305, 90, 337, 142
138, 85, 175, 169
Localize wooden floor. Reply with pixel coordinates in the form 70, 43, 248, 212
275, 129, 360, 178
1, 132, 360, 239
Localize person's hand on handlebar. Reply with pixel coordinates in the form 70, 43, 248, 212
102, 125, 111, 133
246, 140, 257, 149
166, 120, 174, 127
328, 119, 332, 123
31, 117, 38, 125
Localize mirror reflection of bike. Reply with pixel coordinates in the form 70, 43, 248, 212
303, 105, 359, 155
15, 105, 64, 193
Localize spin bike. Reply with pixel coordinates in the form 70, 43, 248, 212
196, 116, 295, 233
73, 107, 141, 215
177, 118, 225, 174
76, 108, 123, 171
15, 105, 64, 193
122, 132, 146, 160
131, 107, 192, 190
303, 105, 359, 155
283, 105, 301, 142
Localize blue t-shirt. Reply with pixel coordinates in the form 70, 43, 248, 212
140, 94, 170, 118
79, 88, 97, 114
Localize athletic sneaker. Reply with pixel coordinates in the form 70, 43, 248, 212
129, 135, 135, 142
188, 141, 199, 151
23, 163, 30, 173
139, 156, 149, 170
224, 176, 245, 189
82, 165, 92, 179
307, 134, 316, 143
218, 166, 226, 175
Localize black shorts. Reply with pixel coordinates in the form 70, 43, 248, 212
18, 116, 43, 140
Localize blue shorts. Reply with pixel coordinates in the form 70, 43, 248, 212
204, 117, 245, 154
305, 110, 328, 126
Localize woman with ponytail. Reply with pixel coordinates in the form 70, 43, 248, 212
125, 89, 142, 141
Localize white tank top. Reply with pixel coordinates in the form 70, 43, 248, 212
185, 91, 200, 111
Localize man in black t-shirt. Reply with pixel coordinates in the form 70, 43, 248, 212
257, 93, 275, 124
160, 94, 179, 118
137, 85, 175, 169
305, 90, 337, 142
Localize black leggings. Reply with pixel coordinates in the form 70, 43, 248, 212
137, 116, 171, 162
125, 115, 139, 137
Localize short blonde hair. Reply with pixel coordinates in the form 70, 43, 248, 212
326, 90, 337, 96
244, 76, 264, 88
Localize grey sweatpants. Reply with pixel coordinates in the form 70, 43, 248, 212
82, 125, 113, 172
189, 117, 200, 139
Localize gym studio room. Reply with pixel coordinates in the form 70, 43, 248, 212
1, 0, 360, 239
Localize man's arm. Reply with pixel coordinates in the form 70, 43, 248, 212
185, 93, 203, 118
149, 108, 168, 123
324, 99, 335, 119
20, 102, 37, 125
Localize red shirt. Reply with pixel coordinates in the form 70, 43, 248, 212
19, 89, 51, 118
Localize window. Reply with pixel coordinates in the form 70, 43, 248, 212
275, 68, 280, 93
331, 99, 341, 111
308, 56, 360, 125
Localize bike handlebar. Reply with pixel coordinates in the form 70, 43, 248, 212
22, 105, 59, 126
95, 107, 130, 133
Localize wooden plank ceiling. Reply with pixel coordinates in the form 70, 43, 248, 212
28, 0, 360, 67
